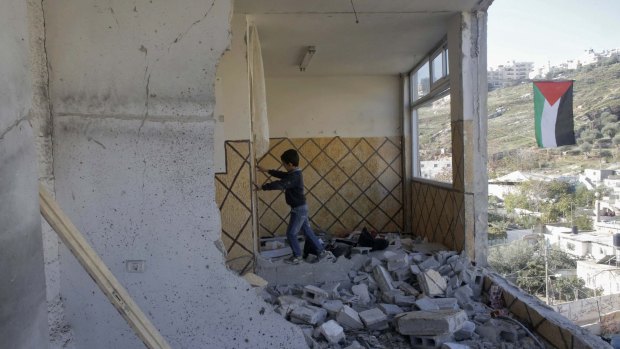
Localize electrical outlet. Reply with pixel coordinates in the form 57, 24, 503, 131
126, 260, 145, 273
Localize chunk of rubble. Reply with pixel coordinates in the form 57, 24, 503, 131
261, 238, 548, 349
359, 308, 389, 330
290, 305, 327, 325
395, 309, 468, 336
419, 269, 447, 297
336, 305, 364, 330
318, 320, 345, 344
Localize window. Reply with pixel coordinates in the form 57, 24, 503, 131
430, 44, 448, 84
411, 61, 430, 101
409, 38, 452, 184
415, 94, 452, 184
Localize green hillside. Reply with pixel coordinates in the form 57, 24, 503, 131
415, 60, 620, 179
487, 60, 620, 178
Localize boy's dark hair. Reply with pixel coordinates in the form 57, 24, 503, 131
281, 149, 299, 167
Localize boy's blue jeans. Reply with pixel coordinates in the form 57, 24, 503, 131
287, 204, 324, 257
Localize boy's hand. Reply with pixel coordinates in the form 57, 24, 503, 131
256, 165, 267, 173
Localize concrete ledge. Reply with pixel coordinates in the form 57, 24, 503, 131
485, 273, 612, 349
256, 255, 366, 286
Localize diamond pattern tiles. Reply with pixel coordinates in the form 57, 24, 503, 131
411, 180, 465, 252
257, 137, 404, 237
215, 141, 254, 274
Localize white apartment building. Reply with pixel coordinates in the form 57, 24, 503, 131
488, 61, 534, 89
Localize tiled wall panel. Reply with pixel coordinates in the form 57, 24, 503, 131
215, 141, 254, 273
411, 180, 465, 251
257, 137, 403, 237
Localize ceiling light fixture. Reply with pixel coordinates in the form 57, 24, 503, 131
299, 46, 316, 72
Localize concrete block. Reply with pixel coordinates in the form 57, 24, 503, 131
454, 321, 476, 340
381, 250, 398, 261
336, 305, 364, 330
319, 320, 345, 344
303, 285, 330, 305
373, 265, 395, 293
410, 264, 422, 275
419, 270, 447, 297
430, 298, 460, 310
396, 309, 468, 336
381, 289, 404, 303
387, 253, 409, 271
409, 332, 452, 348
394, 294, 417, 307
419, 257, 441, 270
453, 285, 473, 307
469, 268, 484, 297
352, 284, 370, 304
322, 299, 344, 316
359, 308, 389, 330
415, 297, 440, 311
441, 343, 472, 349
290, 305, 327, 325
378, 303, 404, 316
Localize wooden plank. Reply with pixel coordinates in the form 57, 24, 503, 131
39, 184, 172, 349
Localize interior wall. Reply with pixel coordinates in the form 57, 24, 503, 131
266, 76, 400, 138
0, 0, 49, 347
214, 14, 251, 172
42, 1, 306, 348
257, 136, 403, 237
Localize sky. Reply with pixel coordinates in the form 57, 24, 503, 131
487, 0, 620, 69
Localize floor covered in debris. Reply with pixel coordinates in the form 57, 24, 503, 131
253, 232, 548, 349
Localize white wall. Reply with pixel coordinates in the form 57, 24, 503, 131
0, 0, 49, 347
266, 75, 400, 138
214, 14, 251, 172
43, 1, 306, 348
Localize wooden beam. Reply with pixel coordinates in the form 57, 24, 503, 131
39, 184, 172, 349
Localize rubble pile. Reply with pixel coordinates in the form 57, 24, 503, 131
260, 236, 545, 349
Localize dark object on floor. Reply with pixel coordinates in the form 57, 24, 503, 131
358, 227, 389, 251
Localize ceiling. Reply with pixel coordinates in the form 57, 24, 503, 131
234, 0, 490, 76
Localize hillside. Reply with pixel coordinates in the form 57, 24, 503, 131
487, 61, 620, 178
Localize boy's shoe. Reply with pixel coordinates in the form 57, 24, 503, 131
283, 255, 303, 265
317, 250, 336, 262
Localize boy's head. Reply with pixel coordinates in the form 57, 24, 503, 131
280, 149, 299, 168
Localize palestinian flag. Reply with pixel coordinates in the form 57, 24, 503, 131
533, 81, 576, 148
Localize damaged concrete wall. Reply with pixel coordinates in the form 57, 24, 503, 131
43, 0, 306, 348
26, 1, 73, 346
0, 0, 49, 347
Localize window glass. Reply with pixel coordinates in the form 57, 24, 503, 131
445, 48, 449, 75
413, 61, 430, 100
431, 52, 443, 83
415, 93, 452, 183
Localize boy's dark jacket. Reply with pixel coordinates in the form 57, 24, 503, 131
261, 168, 306, 208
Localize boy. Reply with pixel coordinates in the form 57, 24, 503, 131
256, 149, 330, 264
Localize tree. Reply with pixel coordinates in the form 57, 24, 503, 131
580, 142, 592, 155
602, 124, 619, 138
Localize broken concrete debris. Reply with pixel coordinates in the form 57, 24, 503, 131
261, 236, 545, 348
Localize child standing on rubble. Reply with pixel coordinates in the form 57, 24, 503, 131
255, 149, 331, 264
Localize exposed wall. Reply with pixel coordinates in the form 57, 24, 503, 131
214, 14, 251, 172
0, 0, 49, 347
266, 76, 400, 138
43, 0, 306, 348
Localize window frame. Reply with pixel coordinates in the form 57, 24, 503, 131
407, 37, 451, 185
